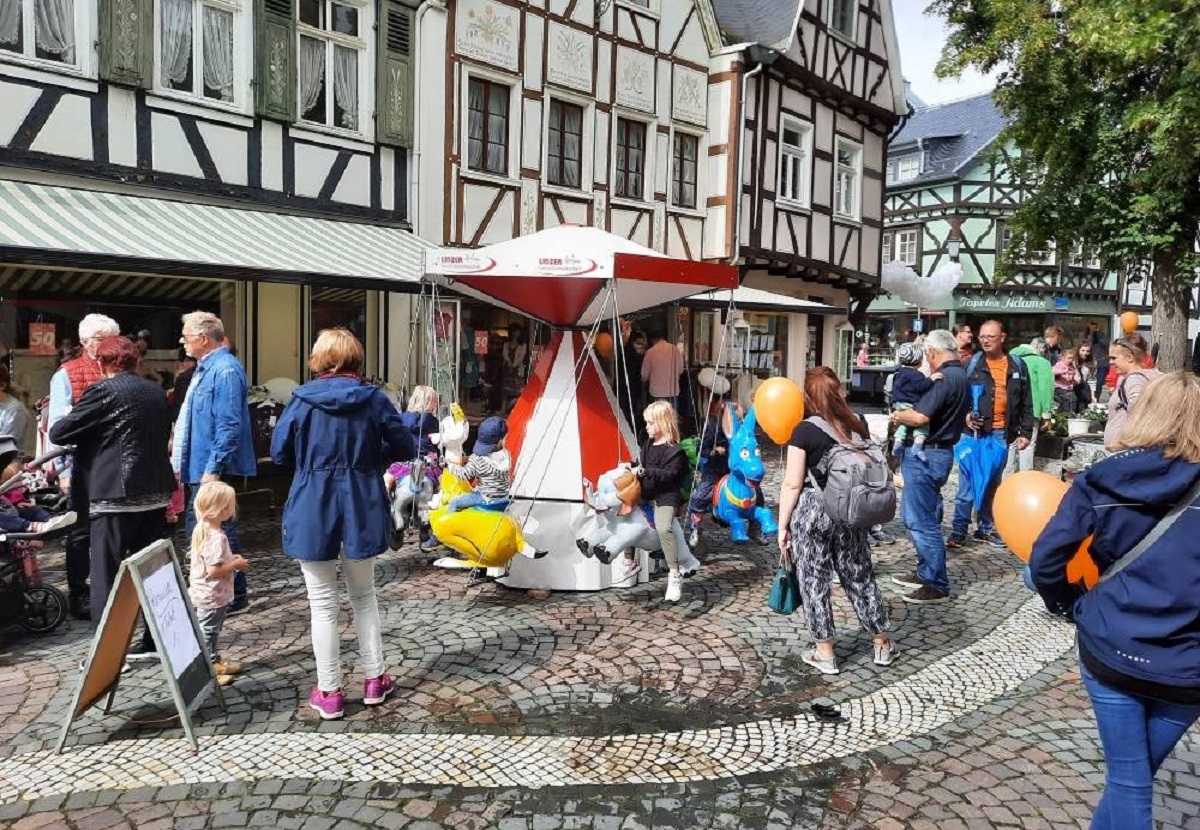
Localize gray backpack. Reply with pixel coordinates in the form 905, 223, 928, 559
806, 416, 897, 527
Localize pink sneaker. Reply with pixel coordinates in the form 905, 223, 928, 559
309, 687, 345, 720
363, 673, 395, 706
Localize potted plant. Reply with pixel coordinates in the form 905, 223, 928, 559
1036, 410, 1072, 459
1082, 403, 1108, 433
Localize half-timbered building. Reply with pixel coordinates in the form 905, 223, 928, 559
0, 0, 424, 399
867, 91, 1121, 359
707, 0, 907, 379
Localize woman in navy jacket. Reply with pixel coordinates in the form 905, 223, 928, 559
271, 328, 414, 720
1032, 372, 1200, 829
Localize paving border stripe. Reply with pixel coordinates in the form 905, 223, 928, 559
0, 599, 1076, 803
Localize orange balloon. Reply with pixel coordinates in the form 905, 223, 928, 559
754, 377, 805, 443
994, 471, 1068, 563
594, 331, 614, 359
1120, 311, 1139, 334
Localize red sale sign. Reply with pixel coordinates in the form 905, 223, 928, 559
28, 322, 56, 356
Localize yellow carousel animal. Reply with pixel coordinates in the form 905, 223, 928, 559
427, 415, 545, 571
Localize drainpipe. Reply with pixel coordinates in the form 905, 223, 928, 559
411, 0, 445, 242
729, 45, 780, 266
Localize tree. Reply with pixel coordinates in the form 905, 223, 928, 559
929, 0, 1200, 370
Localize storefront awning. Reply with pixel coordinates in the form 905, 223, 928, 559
0, 180, 432, 289
687, 286, 842, 314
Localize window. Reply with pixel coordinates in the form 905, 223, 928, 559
671, 131, 698, 209
834, 138, 862, 220
896, 228, 918, 265
158, 0, 240, 103
882, 231, 894, 263
298, 0, 366, 131
467, 77, 511, 175
614, 117, 647, 200
0, 0, 79, 67
546, 99, 583, 188
887, 152, 920, 184
828, 0, 856, 40
778, 118, 812, 206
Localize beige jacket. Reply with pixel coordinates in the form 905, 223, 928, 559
1104, 369, 1161, 450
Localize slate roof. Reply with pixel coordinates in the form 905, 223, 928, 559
888, 92, 1008, 187
709, 0, 803, 50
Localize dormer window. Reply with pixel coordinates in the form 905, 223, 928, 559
887, 152, 921, 184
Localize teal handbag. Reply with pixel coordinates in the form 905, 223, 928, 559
768, 555, 802, 615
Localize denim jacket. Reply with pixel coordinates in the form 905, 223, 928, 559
179, 347, 256, 483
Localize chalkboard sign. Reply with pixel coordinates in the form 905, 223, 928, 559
58, 539, 223, 754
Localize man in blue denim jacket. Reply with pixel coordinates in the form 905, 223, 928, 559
170, 311, 256, 629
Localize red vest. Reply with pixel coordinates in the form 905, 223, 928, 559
63, 354, 104, 404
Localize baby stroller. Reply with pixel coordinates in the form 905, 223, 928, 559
0, 445, 73, 633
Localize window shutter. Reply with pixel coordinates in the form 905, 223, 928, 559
256, 0, 297, 121
99, 0, 153, 88
377, 1, 414, 147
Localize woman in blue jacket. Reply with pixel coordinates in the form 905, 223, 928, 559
1032, 372, 1200, 829
271, 329, 415, 721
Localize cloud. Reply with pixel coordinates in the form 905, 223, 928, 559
892, 0, 999, 105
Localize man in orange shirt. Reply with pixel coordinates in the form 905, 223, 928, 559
948, 319, 1035, 549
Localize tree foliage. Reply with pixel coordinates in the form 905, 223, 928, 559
928, 0, 1200, 369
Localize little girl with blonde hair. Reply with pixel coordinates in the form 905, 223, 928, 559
637, 401, 690, 602
189, 481, 249, 686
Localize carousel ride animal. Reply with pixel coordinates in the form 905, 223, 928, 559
712, 408, 778, 543
387, 456, 438, 549
577, 466, 700, 575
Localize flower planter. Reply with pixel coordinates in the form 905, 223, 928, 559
1035, 433, 1072, 460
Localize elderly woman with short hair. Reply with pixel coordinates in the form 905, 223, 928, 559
271, 328, 415, 720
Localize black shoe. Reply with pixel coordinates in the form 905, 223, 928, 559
69, 594, 91, 621
891, 571, 924, 590
945, 534, 967, 550
576, 538, 593, 558
593, 545, 614, 565
979, 531, 1008, 549
227, 596, 251, 616
126, 642, 159, 662
900, 585, 950, 605
869, 528, 896, 545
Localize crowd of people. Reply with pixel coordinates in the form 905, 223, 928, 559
2, 309, 1195, 829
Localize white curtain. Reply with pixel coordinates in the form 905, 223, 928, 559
0, 0, 20, 50
160, 0, 193, 87
466, 80, 484, 170
331, 45, 357, 130
201, 6, 234, 100
34, 0, 74, 63
298, 35, 325, 119
562, 104, 581, 188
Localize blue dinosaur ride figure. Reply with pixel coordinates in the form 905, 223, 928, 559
712, 407, 778, 543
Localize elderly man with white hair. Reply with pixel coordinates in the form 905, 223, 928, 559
46, 313, 122, 619
889, 329, 971, 604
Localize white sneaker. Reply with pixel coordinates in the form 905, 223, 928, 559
34, 511, 77, 534
613, 556, 641, 585
664, 571, 683, 602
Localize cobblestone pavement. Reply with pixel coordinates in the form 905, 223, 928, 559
1, 458, 1197, 829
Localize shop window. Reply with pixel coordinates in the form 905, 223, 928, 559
298, 0, 368, 131
691, 310, 715, 364
778, 118, 812, 207
827, 0, 856, 40
614, 117, 647, 200
740, 313, 789, 379
0, 0, 82, 68
311, 286, 366, 345
834, 138, 862, 221
546, 98, 584, 188
671, 131, 699, 209
467, 76, 511, 176
158, 0, 244, 105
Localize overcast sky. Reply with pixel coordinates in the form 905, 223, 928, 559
892, 0, 1000, 105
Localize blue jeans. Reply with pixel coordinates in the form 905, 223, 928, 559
184, 483, 247, 602
951, 429, 1006, 537
1081, 662, 1200, 829
900, 447, 954, 595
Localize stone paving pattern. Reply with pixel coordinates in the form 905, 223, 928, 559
0, 456, 1197, 829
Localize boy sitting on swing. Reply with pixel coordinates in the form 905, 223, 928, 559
445, 416, 511, 512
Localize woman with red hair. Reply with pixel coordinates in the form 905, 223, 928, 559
776, 366, 897, 676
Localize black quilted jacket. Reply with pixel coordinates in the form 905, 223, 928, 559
48, 372, 175, 504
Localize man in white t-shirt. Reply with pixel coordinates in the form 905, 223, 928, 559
640, 331, 684, 407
